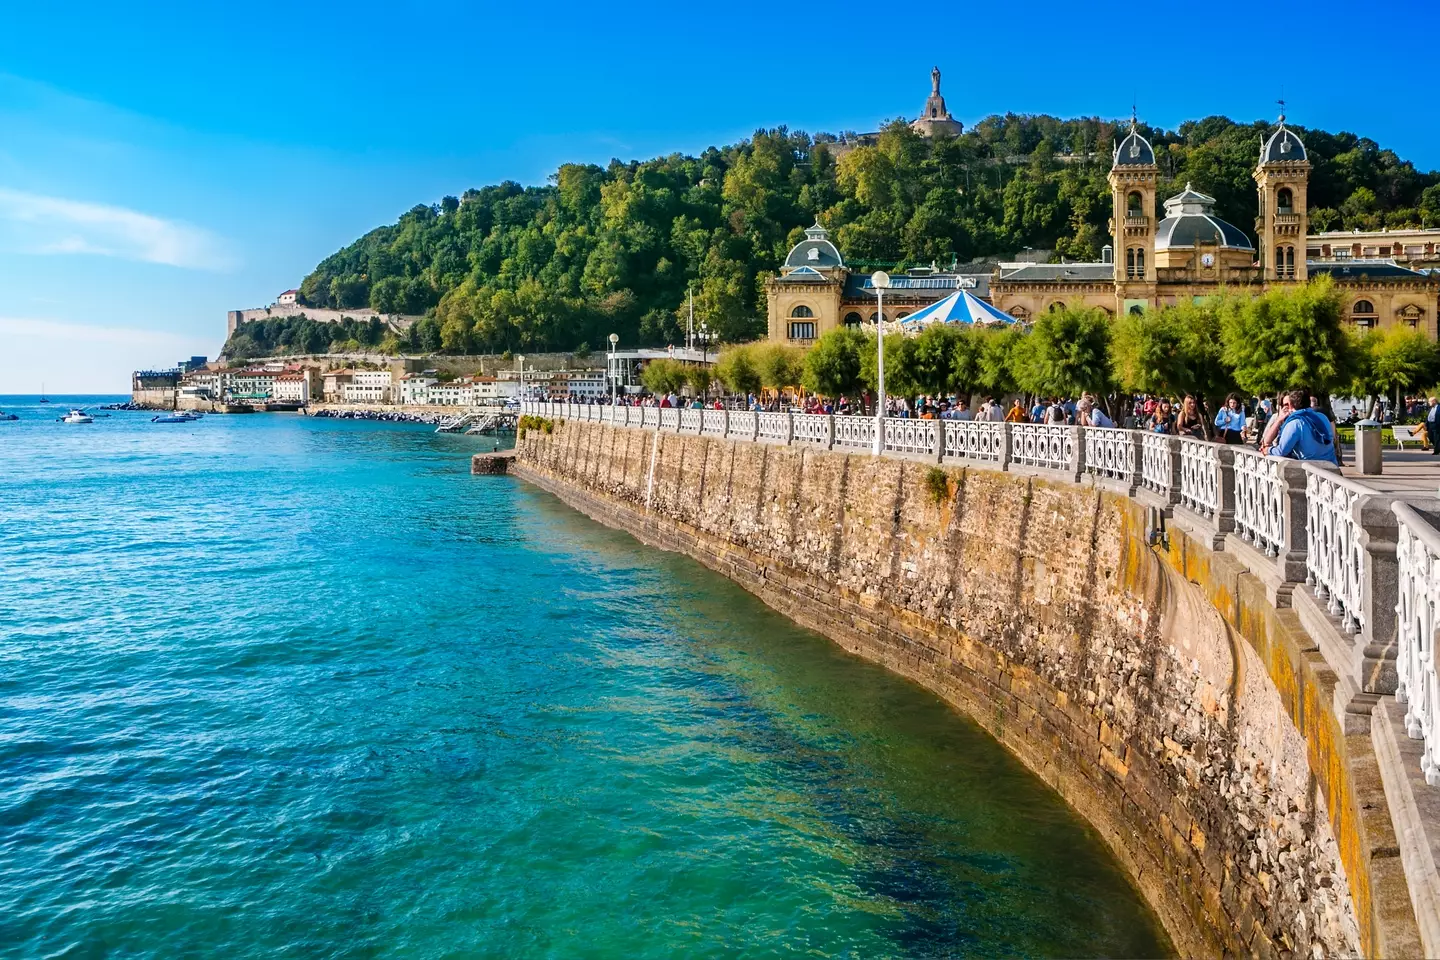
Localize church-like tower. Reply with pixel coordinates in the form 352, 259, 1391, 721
1254, 107, 1310, 283
1109, 115, 1159, 311
910, 67, 963, 138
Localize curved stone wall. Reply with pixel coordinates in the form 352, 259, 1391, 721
513, 420, 1404, 956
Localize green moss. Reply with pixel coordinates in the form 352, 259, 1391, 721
924, 467, 949, 505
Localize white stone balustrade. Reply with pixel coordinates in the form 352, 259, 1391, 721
832, 414, 874, 451
1009, 423, 1079, 476
701, 409, 726, 436
883, 417, 939, 459
792, 413, 831, 447
1232, 447, 1287, 557
757, 411, 790, 443
1140, 433, 1178, 502
1179, 437, 1222, 518
1396, 502, 1440, 785
943, 420, 1007, 464
679, 408, 702, 433
1306, 468, 1367, 636
728, 410, 758, 441
1085, 427, 1138, 487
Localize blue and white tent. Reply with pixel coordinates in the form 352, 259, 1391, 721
898, 289, 1017, 329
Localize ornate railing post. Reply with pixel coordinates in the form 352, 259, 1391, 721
1069, 425, 1085, 481
825, 413, 836, 450
786, 410, 795, 446
999, 422, 1013, 471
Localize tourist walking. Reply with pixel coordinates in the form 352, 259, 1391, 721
1173, 396, 1211, 440
1214, 394, 1246, 444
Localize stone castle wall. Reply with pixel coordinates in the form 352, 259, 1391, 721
226, 306, 425, 337
509, 418, 1422, 958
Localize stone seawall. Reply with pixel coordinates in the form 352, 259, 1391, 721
512, 419, 1429, 957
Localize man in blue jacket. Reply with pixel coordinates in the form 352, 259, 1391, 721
1268, 389, 1340, 465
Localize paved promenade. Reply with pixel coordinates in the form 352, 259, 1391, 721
1340, 446, 1440, 493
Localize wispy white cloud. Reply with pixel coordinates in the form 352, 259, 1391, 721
0, 316, 193, 347
0, 188, 236, 271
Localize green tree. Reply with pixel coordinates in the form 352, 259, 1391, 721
1012, 304, 1113, 397
715, 344, 763, 395
801, 328, 866, 398
640, 358, 688, 395
756, 343, 805, 390
1220, 276, 1355, 396
1350, 326, 1439, 408
1112, 297, 1235, 405
907, 324, 965, 396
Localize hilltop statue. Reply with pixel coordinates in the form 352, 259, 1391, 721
913, 67, 962, 137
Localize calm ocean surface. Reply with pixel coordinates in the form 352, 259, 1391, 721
0, 397, 1167, 958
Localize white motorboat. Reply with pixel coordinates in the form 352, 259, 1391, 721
62, 409, 94, 424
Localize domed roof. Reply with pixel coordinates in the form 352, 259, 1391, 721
1154, 183, 1253, 251
1113, 118, 1155, 167
783, 220, 844, 270
1260, 120, 1307, 164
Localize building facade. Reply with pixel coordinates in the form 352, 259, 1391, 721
768, 111, 1440, 342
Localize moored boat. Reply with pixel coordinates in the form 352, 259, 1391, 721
151, 414, 193, 423
62, 409, 94, 424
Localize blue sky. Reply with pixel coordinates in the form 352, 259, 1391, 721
2, 0, 1437, 392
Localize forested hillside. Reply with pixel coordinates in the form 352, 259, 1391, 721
284, 114, 1440, 356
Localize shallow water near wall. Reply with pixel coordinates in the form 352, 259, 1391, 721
0, 399, 1168, 957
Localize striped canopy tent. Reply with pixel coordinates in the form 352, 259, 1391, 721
898, 289, 1017, 330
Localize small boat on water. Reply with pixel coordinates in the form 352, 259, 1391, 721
62, 409, 94, 424
151, 414, 194, 423
0, 411, 17, 421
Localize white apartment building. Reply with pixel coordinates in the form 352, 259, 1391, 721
430, 380, 475, 406
230, 369, 277, 400
399, 375, 438, 405
273, 373, 310, 403
341, 369, 394, 404
473, 377, 521, 402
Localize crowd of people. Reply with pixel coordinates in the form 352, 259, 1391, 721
545, 385, 1404, 466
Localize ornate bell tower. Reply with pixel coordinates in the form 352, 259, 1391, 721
1109, 112, 1159, 311
1255, 104, 1310, 283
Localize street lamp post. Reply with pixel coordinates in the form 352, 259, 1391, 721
871, 271, 890, 455
516, 354, 525, 403
607, 333, 619, 404
697, 322, 711, 400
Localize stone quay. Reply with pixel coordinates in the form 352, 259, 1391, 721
506, 400, 1440, 958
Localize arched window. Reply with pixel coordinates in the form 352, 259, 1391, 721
895, 311, 911, 320
843, 312, 862, 328
1127, 191, 1143, 217
1128, 304, 1144, 316
869, 312, 885, 323
1275, 245, 1296, 279
1048, 302, 1065, 313
1127, 248, 1145, 279
1352, 300, 1377, 330
790, 304, 814, 318
1276, 188, 1293, 214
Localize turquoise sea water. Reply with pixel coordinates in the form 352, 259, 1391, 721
0, 397, 1168, 958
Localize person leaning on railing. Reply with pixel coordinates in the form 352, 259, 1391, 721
1265, 389, 1340, 465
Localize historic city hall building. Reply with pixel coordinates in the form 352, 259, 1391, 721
768, 97, 1440, 344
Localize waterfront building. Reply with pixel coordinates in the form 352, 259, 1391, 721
229, 367, 278, 401
768, 109, 1440, 342
272, 372, 310, 404
340, 369, 394, 404
322, 369, 353, 401
550, 371, 607, 399
399, 374, 438, 405
429, 379, 475, 406
474, 377, 522, 403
